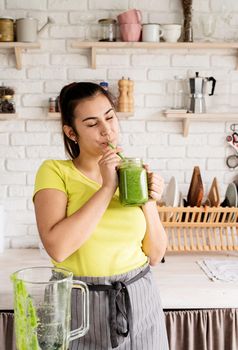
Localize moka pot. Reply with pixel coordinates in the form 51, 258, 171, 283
188, 72, 216, 113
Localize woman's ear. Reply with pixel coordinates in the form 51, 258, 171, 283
63, 125, 77, 142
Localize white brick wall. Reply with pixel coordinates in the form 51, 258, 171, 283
0, 0, 238, 248
6, 0, 47, 10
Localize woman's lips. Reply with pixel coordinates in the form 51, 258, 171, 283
100, 142, 109, 149
101, 141, 116, 147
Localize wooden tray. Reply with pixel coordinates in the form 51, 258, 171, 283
158, 206, 238, 252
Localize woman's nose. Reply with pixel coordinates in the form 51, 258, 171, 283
100, 124, 111, 136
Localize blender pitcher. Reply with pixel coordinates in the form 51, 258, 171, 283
11, 266, 89, 350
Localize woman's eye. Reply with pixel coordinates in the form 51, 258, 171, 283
87, 123, 97, 127
106, 116, 113, 121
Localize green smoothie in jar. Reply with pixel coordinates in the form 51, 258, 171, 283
118, 158, 148, 206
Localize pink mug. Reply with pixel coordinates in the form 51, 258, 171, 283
119, 23, 142, 42
117, 9, 142, 24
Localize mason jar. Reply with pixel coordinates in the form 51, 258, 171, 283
118, 158, 148, 206
98, 18, 116, 42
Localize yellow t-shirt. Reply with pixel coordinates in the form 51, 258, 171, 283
33, 159, 147, 277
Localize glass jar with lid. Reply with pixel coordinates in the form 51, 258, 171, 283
172, 75, 186, 110
118, 158, 148, 206
98, 18, 116, 42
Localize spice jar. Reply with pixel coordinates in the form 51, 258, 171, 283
0, 17, 14, 42
118, 158, 148, 206
48, 97, 57, 113
98, 18, 116, 42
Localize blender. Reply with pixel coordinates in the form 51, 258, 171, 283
188, 72, 216, 113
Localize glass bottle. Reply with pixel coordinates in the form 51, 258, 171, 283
118, 158, 148, 206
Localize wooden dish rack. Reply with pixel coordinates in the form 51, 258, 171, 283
157, 206, 238, 252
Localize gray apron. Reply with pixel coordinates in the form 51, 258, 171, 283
70, 264, 169, 350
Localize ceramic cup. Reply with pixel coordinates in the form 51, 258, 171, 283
117, 9, 142, 24
142, 23, 163, 42
161, 24, 182, 43
119, 23, 142, 42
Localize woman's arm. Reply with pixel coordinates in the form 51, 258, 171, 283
141, 170, 168, 265
34, 185, 115, 263
34, 148, 120, 262
141, 201, 167, 265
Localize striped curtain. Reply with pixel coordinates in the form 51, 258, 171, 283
164, 308, 238, 350
0, 312, 15, 350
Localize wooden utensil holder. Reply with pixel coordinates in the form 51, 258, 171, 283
158, 206, 238, 252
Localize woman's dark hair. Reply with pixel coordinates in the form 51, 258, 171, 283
59, 82, 116, 159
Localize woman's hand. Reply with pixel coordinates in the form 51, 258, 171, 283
98, 146, 122, 192
144, 165, 164, 201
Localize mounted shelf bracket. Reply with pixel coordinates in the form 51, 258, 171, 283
71, 41, 238, 69
14, 47, 22, 70
0, 42, 40, 69
163, 111, 238, 137
91, 46, 96, 69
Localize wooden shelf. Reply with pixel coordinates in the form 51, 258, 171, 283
0, 42, 40, 70
71, 41, 238, 68
0, 113, 18, 120
48, 112, 134, 119
48, 112, 61, 119
164, 111, 238, 137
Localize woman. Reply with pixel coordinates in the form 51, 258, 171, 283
33, 82, 169, 350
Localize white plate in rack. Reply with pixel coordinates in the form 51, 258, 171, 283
165, 176, 180, 207
225, 183, 238, 207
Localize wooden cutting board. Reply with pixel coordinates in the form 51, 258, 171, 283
187, 166, 204, 207
207, 177, 220, 207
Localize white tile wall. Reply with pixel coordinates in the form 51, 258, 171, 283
0, 0, 238, 248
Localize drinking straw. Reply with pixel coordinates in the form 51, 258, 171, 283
108, 142, 124, 159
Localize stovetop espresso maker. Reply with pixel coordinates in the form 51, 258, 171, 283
188, 72, 216, 113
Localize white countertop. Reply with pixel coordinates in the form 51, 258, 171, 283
0, 249, 238, 310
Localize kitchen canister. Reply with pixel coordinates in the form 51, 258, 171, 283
118, 158, 148, 206
0, 17, 14, 42
16, 18, 38, 42
16, 17, 54, 42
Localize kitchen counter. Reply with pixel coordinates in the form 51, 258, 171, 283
0, 249, 238, 310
